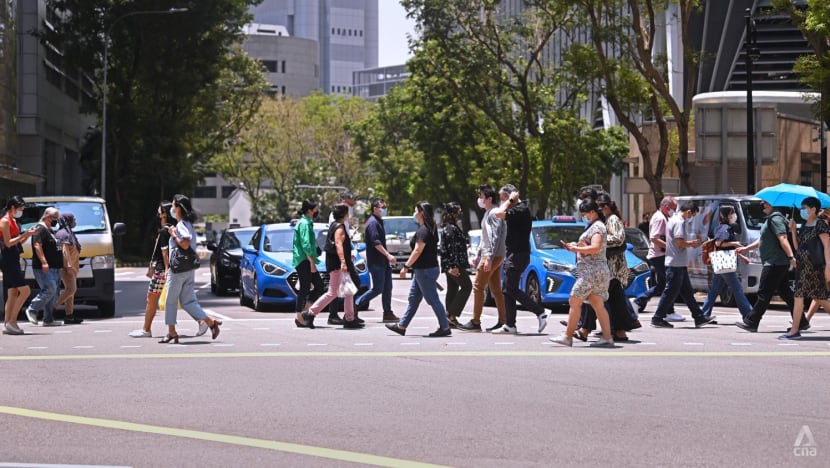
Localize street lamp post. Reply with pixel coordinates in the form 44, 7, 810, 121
100, 8, 188, 199
744, 9, 761, 194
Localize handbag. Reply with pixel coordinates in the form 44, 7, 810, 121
805, 236, 825, 268
170, 246, 200, 273
701, 239, 715, 266
338, 273, 358, 297
146, 262, 156, 279
710, 249, 737, 274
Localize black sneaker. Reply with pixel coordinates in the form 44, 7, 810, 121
343, 320, 364, 329
695, 315, 717, 328
327, 314, 344, 326
302, 311, 316, 329
447, 316, 460, 329
458, 320, 482, 332
63, 315, 84, 324
634, 298, 647, 314
651, 318, 674, 328
734, 320, 757, 332
354, 315, 365, 325
428, 327, 451, 337
486, 322, 504, 332
799, 320, 811, 331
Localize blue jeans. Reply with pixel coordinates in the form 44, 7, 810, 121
399, 267, 449, 329
356, 263, 393, 314
654, 266, 704, 320
165, 269, 208, 325
30, 268, 61, 322
701, 272, 752, 318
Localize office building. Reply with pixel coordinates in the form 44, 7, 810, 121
241, 22, 320, 97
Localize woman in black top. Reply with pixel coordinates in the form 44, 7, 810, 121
296, 204, 362, 329
130, 201, 173, 338
439, 202, 471, 328
386, 201, 451, 337
24, 207, 64, 326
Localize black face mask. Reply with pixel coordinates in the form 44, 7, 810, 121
312, 211, 319, 221
50, 219, 58, 228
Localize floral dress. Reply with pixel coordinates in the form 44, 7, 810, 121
605, 214, 629, 287
440, 223, 470, 273
794, 219, 829, 300
572, 220, 610, 300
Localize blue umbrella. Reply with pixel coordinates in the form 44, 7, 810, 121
754, 183, 830, 208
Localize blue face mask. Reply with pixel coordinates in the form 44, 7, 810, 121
379, 208, 388, 217
800, 209, 810, 220
412, 213, 419, 224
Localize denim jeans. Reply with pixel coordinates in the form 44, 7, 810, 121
356, 263, 393, 314
399, 267, 449, 329
654, 266, 704, 320
30, 268, 61, 322
165, 269, 208, 325
701, 272, 753, 318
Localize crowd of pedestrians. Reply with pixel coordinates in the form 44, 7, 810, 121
3, 184, 829, 346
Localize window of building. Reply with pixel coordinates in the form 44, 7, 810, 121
65, 79, 79, 101
261, 60, 277, 73
193, 186, 217, 199
331, 27, 335, 34
221, 185, 236, 198
337, 28, 341, 35
360, 30, 363, 37
281, 86, 286, 95
281, 60, 286, 73
348, 29, 352, 36
44, 62, 62, 89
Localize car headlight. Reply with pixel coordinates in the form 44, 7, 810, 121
91, 255, 115, 270
220, 255, 237, 268
631, 261, 649, 274
543, 259, 575, 274
354, 257, 367, 273
259, 260, 287, 276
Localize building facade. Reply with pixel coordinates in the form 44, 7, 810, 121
241, 23, 320, 98
249, 0, 378, 96
352, 64, 408, 101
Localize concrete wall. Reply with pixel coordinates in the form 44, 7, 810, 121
242, 33, 320, 97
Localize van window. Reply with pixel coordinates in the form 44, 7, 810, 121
740, 200, 767, 230
19, 201, 108, 234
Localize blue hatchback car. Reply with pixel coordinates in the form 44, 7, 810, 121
239, 222, 370, 311
521, 217, 650, 307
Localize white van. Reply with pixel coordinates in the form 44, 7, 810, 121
19, 196, 126, 316
675, 195, 765, 304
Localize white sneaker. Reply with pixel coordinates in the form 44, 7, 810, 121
3, 323, 24, 335
537, 314, 549, 333
25, 309, 38, 326
590, 337, 615, 348
550, 334, 573, 347
129, 329, 152, 338
196, 320, 209, 337
492, 325, 517, 334
666, 313, 686, 322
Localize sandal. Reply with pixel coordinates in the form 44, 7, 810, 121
572, 329, 588, 342
210, 320, 222, 340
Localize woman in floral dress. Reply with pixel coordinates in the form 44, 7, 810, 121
550, 200, 615, 347
782, 196, 830, 339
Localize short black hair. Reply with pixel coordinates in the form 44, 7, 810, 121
478, 184, 498, 205
332, 203, 349, 221
371, 198, 385, 209
301, 199, 318, 215
679, 201, 698, 214
340, 191, 355, 201
803, 196, 821, 212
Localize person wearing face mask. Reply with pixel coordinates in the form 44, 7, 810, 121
458, 184, 507, 332
700, 206, 752, 320
354, 198, 400, 323
54, 212, 83, 324
650, 202, 717, 329
439, 202, 472, 328
24, 207, 64, 327
781, 197, 830, 339
633, 196, 684, 321
386, 202, 451, 337
129, 201, 174, 338
1, 196, 37, 334
292, 199, 328, 322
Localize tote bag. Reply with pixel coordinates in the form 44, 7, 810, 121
710, 249, 737, 274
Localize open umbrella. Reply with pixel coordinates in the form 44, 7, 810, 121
754, 183, 830, 208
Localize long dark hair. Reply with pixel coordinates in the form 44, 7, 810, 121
441, 202, 461, 227
416, 201, 437, 235
172, 194, 197, 223
1, 195, 25, 218
596, 194, 621, 218
718, 205, 735, 224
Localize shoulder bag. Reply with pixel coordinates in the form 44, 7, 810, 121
170, 245, 200, 273
803, 223, 826, 268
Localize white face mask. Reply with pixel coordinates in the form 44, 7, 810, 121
13, 210, 22, 218
728, 213, 738, 224
379, 208, 387, 217
667, 209, 676, 217
477, 198, 486, 209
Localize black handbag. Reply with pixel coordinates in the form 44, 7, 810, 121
805, 236, 825, 268
170, 246, 200, 273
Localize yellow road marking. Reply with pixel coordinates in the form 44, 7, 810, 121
0, 406, 450, 468
0, 350, 829, 361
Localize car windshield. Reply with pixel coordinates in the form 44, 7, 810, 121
384, 218, 419, 237
624, 227, 649, 250
740, 200, 767, 230
222, 230, 256, 250
263, 229, 295, 252
18, 201, 108, 234
532, 225, 585, 250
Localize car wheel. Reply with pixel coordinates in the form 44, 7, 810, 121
526, 273, 542, 305
252, 275, 266, 312
239, 281, 253, 308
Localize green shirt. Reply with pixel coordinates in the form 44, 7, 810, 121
759, 211, 790, 266
292, 215, 318, 268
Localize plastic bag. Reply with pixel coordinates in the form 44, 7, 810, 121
158, 281, 169, 311
338, 273, 358, 297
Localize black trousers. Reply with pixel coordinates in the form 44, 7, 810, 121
295, 259, 324, 313
745, 264, 796, 327
580, 279, 632, 332
503, 252, 544, 327
445, 270, 472, 317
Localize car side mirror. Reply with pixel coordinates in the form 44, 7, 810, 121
112, 222, 126, 236
207, 241, 218, 251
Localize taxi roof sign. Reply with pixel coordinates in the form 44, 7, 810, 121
551, 216, 577, 223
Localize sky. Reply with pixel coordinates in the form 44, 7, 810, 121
378, 1, 417, 67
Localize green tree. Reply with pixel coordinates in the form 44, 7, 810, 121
43, 0, 265, 255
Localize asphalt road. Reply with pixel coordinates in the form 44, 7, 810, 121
1, 267, 829, 467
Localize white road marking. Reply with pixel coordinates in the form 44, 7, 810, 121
203, 309, 233, 321
777, 343, 799, 346
94, 330, 112, 333
400, 342, 420, 346
392, 298, 408, 304
731, 342, 752, 346
307, 343, 327, 347
253, 327, 271, 330
260, 343, 281, 347
120, 346, 141, 349
73, 346, 94, 349
0, 463, 132, 468
494, 342, 514, 345
638, 342, 657, 345
354, 343, 374, 346
27, 347, 48, 350
114, 271, 135, 277
213, 344, 234, 347
447, 342, 466, 346
684, 342, 704, 346
54, 330, 72, 334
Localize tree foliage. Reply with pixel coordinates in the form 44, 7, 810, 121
43, 0, 266, 254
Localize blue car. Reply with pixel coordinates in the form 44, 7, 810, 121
239, 222, 370, 311
521, 217, 650, 307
